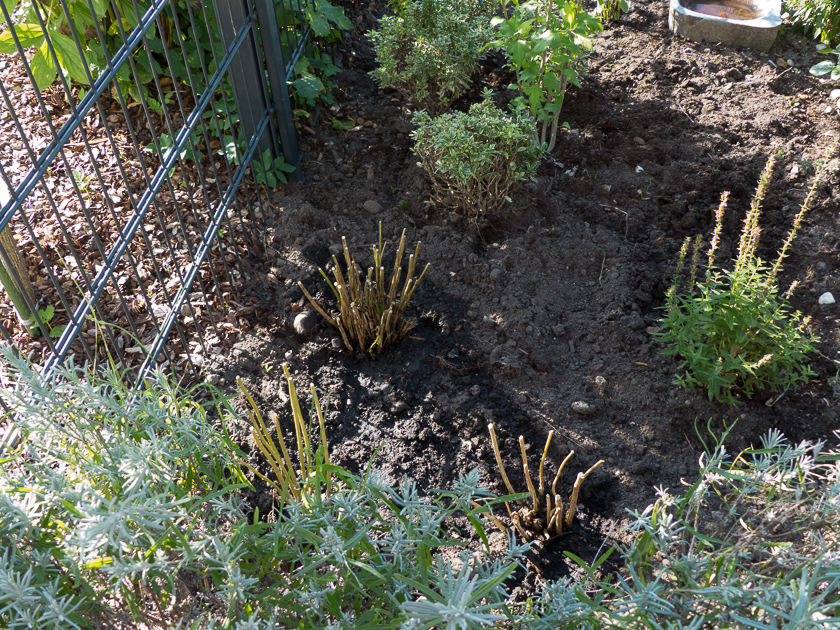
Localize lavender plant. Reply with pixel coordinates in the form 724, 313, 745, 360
1, 344, 839, 628
657, 154, 822, 404
576, 424, 840, 629
0, 346, 519, 629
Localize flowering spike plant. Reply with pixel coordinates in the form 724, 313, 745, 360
657, 153, 824, 404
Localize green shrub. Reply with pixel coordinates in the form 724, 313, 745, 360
369, 0, 492, 113
490, 0, 602, 152
412, 92, 543, 214
657, 155, 820, 405
785, 0, 840, 45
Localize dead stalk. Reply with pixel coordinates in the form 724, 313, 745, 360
565, 460, 605, 529
552, 450, 575, 496
554, 494, 564, 535
519, 435, 539, 513
489, 424, 519, 500
471, 500, 508, 532
538, 430, 554, 498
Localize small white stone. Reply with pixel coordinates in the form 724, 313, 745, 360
635, 165, 644, 173
819, 292, 836, 305
571, 401, 594, 415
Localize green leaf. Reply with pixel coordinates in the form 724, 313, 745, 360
51, 32, 90, 85
0, 23, 45, 53
88, 0, 109, 18
31, 41, 58, 91
292, 74, 324, 100
38, 304, 55, 323
810, 60, 836, 76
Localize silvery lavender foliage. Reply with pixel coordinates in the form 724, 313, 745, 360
579, 426, 840, 629
0, 347, 252, 628
4, 343, 837, 630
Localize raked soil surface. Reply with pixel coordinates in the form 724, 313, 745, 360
210, 0, 840, 583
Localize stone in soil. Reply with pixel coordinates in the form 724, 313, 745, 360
293, 310, 320, 336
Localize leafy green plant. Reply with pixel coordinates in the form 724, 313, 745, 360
811, 43, 840, 80
412, 91, 543, 214
3, 342, 840, 629
36, 303, 65, 338
369, 0, 492, 113
251, 148, 297, 189
596, 0, 628, 22
0, 344, 526, 629
0, 0, 152, 92
785, 0, 840, 45
291, 47, 344, 108
657, 154, 822, 404
298, 224, 429, 355
0, 347, 252, 628
491, 0, 602, 152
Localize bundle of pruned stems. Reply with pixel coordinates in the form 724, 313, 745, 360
488, 424, 603, 540
236, 366, 332, 506
299, 225, 429, 355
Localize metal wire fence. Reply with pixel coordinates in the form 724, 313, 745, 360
0, 0, 326, 443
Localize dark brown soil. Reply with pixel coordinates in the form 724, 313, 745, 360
210, 0, 840, 581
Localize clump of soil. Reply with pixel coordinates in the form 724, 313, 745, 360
209, 0, 840, 580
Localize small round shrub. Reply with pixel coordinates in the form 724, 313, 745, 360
412, 94, 543, 215
369, 0, 492, 113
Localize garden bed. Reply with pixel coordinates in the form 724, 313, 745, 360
209, 0, 840, 583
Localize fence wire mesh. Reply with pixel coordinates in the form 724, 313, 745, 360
0, 0, 314, 444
